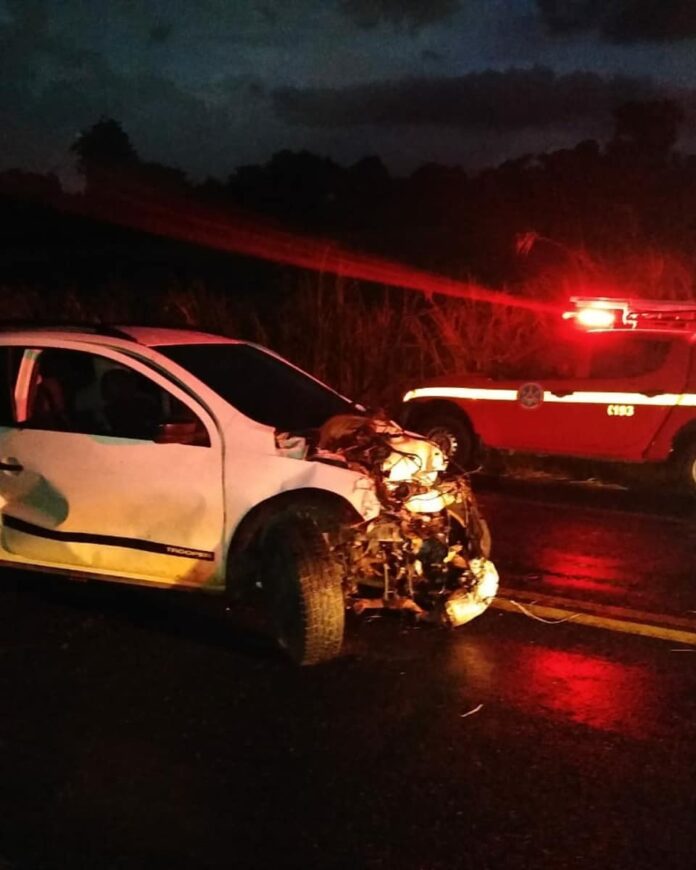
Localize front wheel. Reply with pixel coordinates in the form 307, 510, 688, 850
417, 411, 477, 471
259, 514, 345, 665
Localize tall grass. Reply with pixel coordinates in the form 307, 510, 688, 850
2, 243, 694, 411
159, 275, 548, 408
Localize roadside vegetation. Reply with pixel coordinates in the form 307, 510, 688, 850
1, 100, 695, 475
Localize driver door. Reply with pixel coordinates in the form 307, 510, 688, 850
0, 343, 225, 587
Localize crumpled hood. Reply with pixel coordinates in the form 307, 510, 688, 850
276, 413, 455, 515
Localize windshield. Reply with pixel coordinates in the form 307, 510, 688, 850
155, 342, 357, 431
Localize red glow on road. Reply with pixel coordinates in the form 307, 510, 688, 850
520, 646, 654, 737
534, 545, 628, 599
448, 637, 659, 739
70, 182, 560, 315
543, 574, 618, 596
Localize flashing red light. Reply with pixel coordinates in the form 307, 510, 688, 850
574, 307, 617, 329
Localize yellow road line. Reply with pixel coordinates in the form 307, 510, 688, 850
498, 586, 696, 631
492, 588, 696, 646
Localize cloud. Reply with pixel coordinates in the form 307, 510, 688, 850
339, 0, 461, 31
273, 66, 662, 131
148, 22, 173, 44
421, 48, 445, 63
0, 2, 272, 178
535, 1, 696, 43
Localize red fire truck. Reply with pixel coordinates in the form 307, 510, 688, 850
401, 297, 696, 492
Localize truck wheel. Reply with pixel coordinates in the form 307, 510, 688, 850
417, 411, 476, 471
676, 441, 696, 496
259, 515, 345, 665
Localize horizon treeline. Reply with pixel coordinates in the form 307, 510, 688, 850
1, 98, 695, 407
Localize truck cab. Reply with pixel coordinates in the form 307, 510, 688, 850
402, 297, 696, 491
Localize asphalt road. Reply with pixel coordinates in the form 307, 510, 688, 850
2, 480, 696, 870
478, 476, 696, 617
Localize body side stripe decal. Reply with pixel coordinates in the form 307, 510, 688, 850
403, 386, 696, 407
1, 514, 215, 561
403, 387, 518, 402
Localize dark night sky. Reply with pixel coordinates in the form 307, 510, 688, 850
2, 0, 696, 183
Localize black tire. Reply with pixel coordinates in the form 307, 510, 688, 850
259, 514, 345, 665
416, 410, 476, 471
676, 441, 696, 496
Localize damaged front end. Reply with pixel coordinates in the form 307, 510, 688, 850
280, 414, 498, 628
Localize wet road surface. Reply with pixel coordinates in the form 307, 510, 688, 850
479, 476, 696, 618
2, 481, 696, 869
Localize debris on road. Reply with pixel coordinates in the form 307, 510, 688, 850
460, 704, 484, 718
508, 598, 580, 624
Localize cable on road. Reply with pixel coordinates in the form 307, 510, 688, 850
508, 599, 580, 624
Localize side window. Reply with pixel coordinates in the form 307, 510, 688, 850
23, 349, 209, 445
587, 336, 671, 379
492, 340, 584, 380
0, 346, 23, 426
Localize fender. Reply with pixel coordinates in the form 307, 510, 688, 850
225, 487, 363, 594
667, 419, 696, 459
645, 410, 696, 461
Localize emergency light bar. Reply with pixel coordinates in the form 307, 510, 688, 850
563, 296, 696, 331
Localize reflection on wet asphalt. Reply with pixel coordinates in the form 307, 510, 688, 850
477, 481, 696, 616
442, 625, 665, 740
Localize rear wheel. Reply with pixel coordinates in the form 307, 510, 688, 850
676, 441, 696, 496
416, 410, 477, 471
259, 514, 345, 665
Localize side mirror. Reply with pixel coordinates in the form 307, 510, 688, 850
154, 420, 210, 447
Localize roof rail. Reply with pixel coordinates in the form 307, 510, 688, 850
0, 322, 139, 341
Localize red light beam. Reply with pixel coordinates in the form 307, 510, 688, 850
71, 181, 560, 316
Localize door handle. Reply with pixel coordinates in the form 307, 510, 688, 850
0, 458, 24, 473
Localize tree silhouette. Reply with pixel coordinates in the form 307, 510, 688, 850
71, 118, 139, 194
609, 99, 684, 165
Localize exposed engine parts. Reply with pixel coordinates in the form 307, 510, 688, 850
278, 414, 499, 627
